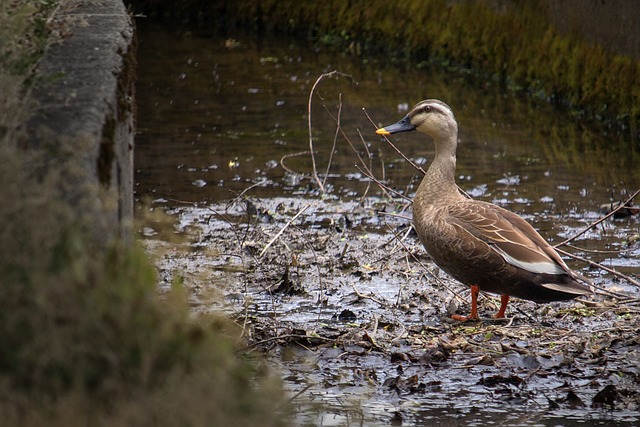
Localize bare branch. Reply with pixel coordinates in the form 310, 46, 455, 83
355, 164, 412, 202
555, 188, 640, 248
307, 70, 353, 193
322, 93, 342, 188
259, 205, 309, 258
556, 247, 640, 290
280, 150, 316, 176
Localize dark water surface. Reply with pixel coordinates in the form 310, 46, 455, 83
135, 23, 640, 202
135, 22, 640, 426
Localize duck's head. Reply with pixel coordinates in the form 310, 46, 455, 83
376, 99, 458, 142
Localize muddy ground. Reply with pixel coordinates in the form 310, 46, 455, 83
142, 194, 640, 425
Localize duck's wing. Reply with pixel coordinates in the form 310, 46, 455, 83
447, 202, 592, 293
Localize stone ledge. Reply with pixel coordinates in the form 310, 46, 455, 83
26, 0, 136, 243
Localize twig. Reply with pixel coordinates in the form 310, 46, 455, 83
556, 247, 640, 289
377, 223, 413, 251
283, 383, 314, 406
228, 180, 273, 204
259, 205, 309, 257
203, 204, 259, 338
321, 101, 398, 201
555, 188, 640, 248
280, 150, 316, 176
377, 211, 413, 222
362, 107, 426, 175
355, 128, 373, 202
248, 333, 335, 348
322, 93, 342, 188
349, 137, 396, 201
368, 314, 380, 347
324, 108, 384, 196
45, 1, 65, 25
307, 70, 353, 193
355, 164, 412, 202
564, 243, 622, 254
385, 224, 464, 301
350, 283, 388, 307
205, 206, 246, 248
288, 222, 327, 328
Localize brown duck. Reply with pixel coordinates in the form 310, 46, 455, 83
376, 99, 592, 321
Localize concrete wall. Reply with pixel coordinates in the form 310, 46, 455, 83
26, 0, 136, 243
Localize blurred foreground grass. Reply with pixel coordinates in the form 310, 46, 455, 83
0, 2, 289, 425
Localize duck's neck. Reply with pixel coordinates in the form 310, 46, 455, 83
417, 135, 461, 202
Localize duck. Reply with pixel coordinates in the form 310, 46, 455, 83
376, 99, 593, 321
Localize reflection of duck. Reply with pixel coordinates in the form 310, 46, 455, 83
376, 99, 593, 321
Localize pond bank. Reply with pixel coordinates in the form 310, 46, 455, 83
26, 0, 136, 243
129, 0, 640, 142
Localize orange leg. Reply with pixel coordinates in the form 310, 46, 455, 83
451, 284, 480, 322
494, 295, 510, 318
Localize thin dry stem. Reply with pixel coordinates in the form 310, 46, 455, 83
228, 180, 274, 205
259, 204, 309, 257
280, 150, 316, 176
385, 224, 463, 301
356, 128, 373, 201
322, 93, 342, 188
555, 188, 640, 248
363, 107, 426, 175
556, 247, 640, 290
354, 165, 411, 202
307, 70, 353, 193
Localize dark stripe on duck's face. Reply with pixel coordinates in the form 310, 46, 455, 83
410, 100, 452, 119
410, 104, 433, 120
375, 115, 416, 135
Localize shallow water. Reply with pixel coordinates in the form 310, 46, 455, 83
135, 22, 640, 426
135, 22, 639, 263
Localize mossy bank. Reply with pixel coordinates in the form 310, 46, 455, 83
130, 0, 640, 142
0, 1, 290, 424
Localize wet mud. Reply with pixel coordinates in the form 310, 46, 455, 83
142, 195, 640, 426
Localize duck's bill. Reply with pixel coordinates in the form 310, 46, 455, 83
375, 115, 416, 135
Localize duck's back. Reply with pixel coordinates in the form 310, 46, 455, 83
412, 197, 591, 303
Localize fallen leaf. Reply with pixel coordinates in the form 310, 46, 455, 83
592, 384, 618, 408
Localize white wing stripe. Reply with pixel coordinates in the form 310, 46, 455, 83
493, 246, 565, 275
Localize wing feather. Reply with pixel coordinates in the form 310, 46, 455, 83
447, 202, 568, 275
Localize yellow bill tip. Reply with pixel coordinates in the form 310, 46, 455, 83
375, 128, 390, 135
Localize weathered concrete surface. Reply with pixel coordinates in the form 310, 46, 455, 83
26, 0, 136, 243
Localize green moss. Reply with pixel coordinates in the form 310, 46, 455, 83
0, 1, 56, 141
